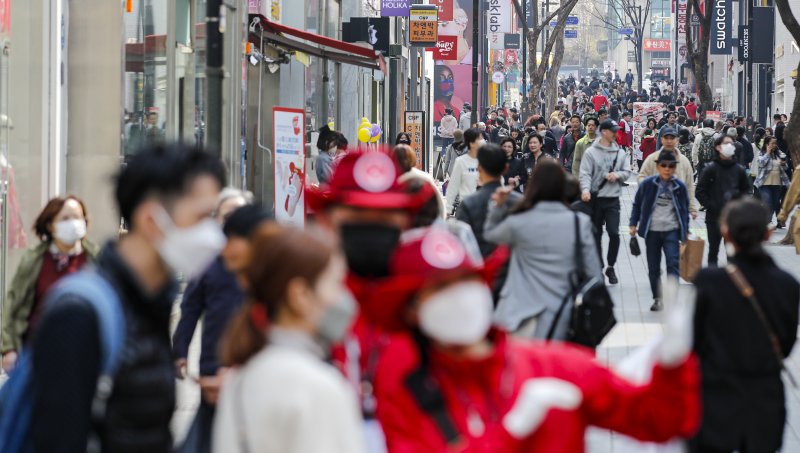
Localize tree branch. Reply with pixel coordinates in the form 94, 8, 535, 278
775, 0, 800, 44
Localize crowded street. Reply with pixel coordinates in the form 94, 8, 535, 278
1, 0, 800, 452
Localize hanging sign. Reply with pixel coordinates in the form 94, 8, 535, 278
404, 111, 425, 170
273, 107, 306, 227
738, 25, 749, 62
430, 0, 453, 21
487, 0, 512, 34
643, 39, 671, 51
492, 71, 505, 84
564, 29, 578, 39
432, 35, 458, 60
504, 33, 521, 49
710, 0, 731, 55
409, 5, 438, 47
381, 0, 411, 16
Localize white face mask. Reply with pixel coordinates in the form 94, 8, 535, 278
53, 219, 87, 246
153, 206, 226, 280
538, 130, 546, 137
720, 143, 736, 158
317, 289, 357, 346
419, 281, 493, 346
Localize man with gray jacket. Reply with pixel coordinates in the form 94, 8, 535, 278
579, 119, 634, 285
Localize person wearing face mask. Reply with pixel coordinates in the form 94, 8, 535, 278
213, 224, 365, 453
535, 122, 557, 157
1, 196, 99, 373
27, 143, 226, 452
317, 134, 342, 184
371, 228, 700, 452
445, 128, 484, 215
172, 190, 267, 453
307, 149, 430, 452
696, 135, 752, 267
499, 137, 525, 192
754, 136, 790, 228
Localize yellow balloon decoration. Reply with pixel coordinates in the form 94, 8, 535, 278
358, 127, 372, 143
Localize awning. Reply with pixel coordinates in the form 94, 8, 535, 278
248, 14, 386, 74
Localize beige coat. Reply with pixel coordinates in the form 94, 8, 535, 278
778, 165, 800, 254
638, 149, 698, 213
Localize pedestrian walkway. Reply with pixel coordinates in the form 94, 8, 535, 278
588, 181, 800, 452
171, 181, 800, 451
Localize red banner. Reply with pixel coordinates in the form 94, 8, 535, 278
431, 35, 458, 60
431, 0, 453, 22
643, 39, 671, 51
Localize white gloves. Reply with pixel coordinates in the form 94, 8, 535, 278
658, 277, 696, 368
502, 378, 583, 439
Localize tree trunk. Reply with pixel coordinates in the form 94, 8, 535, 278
686, 1, 713, 111
545, 37, 565, 115
774, 0, 800, 166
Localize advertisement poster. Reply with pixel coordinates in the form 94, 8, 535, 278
430, 0, 454, 21
405, 111, 425, 169
705, 110, 723, 122
434, 0, 482, 135
273, 107, 306, 227
632, 102, 665, 158
432, 35, 458, 60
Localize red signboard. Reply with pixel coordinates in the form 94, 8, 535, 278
431, 35, 458, 60
643, 39, 671, 51
430, 0, 453, 21
0, 0, 11, 37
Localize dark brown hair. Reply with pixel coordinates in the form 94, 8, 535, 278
219, 223, 335, 366
34, 196, 89, 242
511, 160, 567, 213
392, 144, 416, 173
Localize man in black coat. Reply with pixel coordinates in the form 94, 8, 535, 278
560, 114, 584, 172
691, 198, 800, 453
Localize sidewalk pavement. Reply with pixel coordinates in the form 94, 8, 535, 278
171, 179, 800, 451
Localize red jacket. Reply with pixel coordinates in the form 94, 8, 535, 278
376, 331, 700, 452
640, 136, 657, 160
591, 95, 609, 112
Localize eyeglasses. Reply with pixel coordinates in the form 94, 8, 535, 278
658, 163, 677, 168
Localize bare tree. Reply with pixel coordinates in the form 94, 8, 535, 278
588, 0, 651, 93
685, 0, 713, 111
544, 36, 565, 116
775, 0, 800, 168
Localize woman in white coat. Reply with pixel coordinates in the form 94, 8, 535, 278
213, 224, 364, 453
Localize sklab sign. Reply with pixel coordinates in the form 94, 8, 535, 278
711, 0, 731, 55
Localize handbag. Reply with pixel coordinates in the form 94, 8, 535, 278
547, 214, 617, 348
629, 235, 641, 257
726, 264, 798, 388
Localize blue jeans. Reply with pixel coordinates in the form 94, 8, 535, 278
758, 185, 783, 222
645, 229, 681, 300
441, 137, 454, 155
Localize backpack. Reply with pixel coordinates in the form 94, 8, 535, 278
0, 270, 125, 453
697, 134, 716, 164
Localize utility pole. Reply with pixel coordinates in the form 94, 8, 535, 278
206, 0, 223, 156
472, 0, 479, 126
522, 0, 528, 121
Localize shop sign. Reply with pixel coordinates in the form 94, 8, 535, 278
492, 71, 505, 84
710, 0, 731, 55
409, 5, 438, 47
618, 27, 634, 36
627, 51, 636, 62
651, 67, 670, 77
705, 110, 723, 122
651, 59, 670, 66
751, 6, 775, 64
432, 35, 458, 60
738, 25, 749, 62
504, 33, 520, 49
273, 107, 306, 227
404, 111, 425, 170
487, 0, 512, 34
430, 0, 453, 21
381, 0, 411, 17
643, 39, 671, 51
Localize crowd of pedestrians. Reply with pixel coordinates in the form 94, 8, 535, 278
0, 77, 799, 453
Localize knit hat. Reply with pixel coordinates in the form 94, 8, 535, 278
453, 129, 464, 142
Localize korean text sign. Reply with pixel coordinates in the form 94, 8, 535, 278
404, 111, 425, 170
409, 5, 438, 47
273, 107, 306, 227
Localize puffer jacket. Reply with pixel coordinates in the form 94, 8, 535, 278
696, 159, 752, 215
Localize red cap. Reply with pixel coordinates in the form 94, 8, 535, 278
361, 227, 509, 331
306, 149, 428, 212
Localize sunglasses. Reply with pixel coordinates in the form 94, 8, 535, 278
658, 163, 677, 168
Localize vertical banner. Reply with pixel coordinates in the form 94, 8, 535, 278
487, 0, 512, 52
710, 0, 731, 55
738, 25, 749, 62
677, 0, 688, 65
430, 0, 454, 21
273, 107, 306, 227
751, 6, 775, 64
404, 111, 425, 169
632, 103, 665, 158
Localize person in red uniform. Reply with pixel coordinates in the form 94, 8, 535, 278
591, 89, 610, 112
306, 149, 433, 451
372, 227, 701, 452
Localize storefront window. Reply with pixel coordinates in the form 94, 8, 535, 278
123, 0, 169, 158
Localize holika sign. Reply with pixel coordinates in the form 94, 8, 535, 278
381, 0, 411, 17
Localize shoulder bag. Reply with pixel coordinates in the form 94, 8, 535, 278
726, 264, 798, 388
547, 214, 616, 348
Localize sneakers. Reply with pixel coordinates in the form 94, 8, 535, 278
650, 299, 664, 311
605, 266, 618, 285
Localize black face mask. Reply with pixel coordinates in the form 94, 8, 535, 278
339, 223, 402, 278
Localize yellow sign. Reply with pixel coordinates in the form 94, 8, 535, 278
409, 5, 438, 47
404, 111, 425, 169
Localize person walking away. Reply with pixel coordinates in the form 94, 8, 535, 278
690, 198, 800, 453
630, 153, 690, 311
499, 137, 525, 192
579, 119, 634, 285
571, 116, 599, 177
1, 196, 99, 373
442, 129, 465, 179
692, 119, 717, 176
561, 114, 584, 173
549, 117, 565, 154
213, 225, 364, 453
393, 144, 446, 218
485, 161, 601, 339
637, 127, 699, 219
754, 136, 790, 228
695, 135, 752, 267
439, 108, 458, 152
446, 128, 484, 215
370, 227, 700, 452
27, 143, 226, 452
459, 103, 473, 131
677, 128, 695, 171
685, 97, 698, 126
172, 190, 260, 453
735, 126, 755, 170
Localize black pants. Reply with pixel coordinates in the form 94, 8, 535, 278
592, 197, 621, 268
689, 439, 776, 453
706, 217, 723, 266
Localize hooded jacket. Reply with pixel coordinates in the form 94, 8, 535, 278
579, 139, 633, 198
692, 128, 716, 166
375, 330, 700, 452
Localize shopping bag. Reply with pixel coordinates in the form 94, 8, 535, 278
679, 235, 705, 282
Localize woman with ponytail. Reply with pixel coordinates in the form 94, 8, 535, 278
213, 224, 365, 453
691, 198, 800, 453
